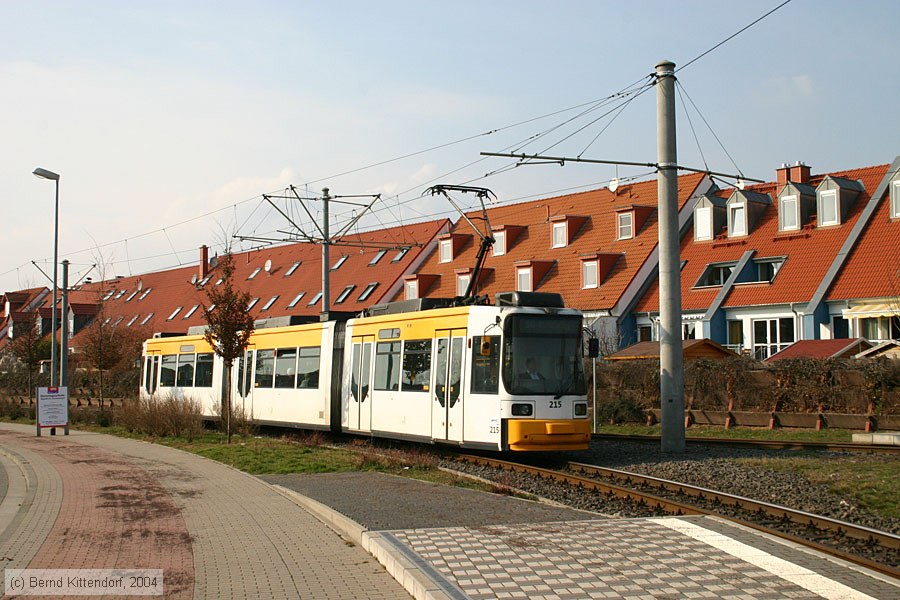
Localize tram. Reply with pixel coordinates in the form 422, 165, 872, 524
140, 291, 595, 451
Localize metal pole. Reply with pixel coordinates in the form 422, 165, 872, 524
656, 60, 685, 453
592, 356, 597, 433
61, 260, 69, 386
321, 187, 331, 314
50, 178, 59, 388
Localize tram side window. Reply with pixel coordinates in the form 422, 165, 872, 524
297, 347, 320, 388
275, 348, 297, 388
255, 349, 275, 388
374, 342, 401, 391
160, 354, 177, 387
144, 357, 152, 392
401, 340, 432, 392
177, 354, 196, 387
195, 353, 214, 387
471, 335, 500, 394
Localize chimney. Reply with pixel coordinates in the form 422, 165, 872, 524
199, 245, 209, 279
789, 161, 810, 184
776, 163, 790, 188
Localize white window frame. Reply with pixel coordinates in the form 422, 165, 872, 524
247, 267, 261, 280
127, 315, 139, 327
284, 261, 301, 277
404, 280, 418, 300
456, 273, 471, 297
358, 282, 378, 301
439, 239, 452, 263
247, 297, 259, 311
308, 291, 322, 306
516, 267, 532, 292
287, 292, 305, 308
892, 180, 900, 218
617, 213, 633, 240
819, 190, 838, 226
331, 255, 348, 271
261, 295, 279, 311
167, 307, 182, 321
780, 195, 799, 231
582, 260, 598, 289
729, 203, 747, 236
392, 248, 409, 263
492, 231, 506, 256
140, 313, 154, 325
125, 291, 139, 302
183, 304, 200, 319
334, 285, 355, 304
369, 250, 387, 265
695, 206, 712, 241
139, 288, 152, 300
551, 222, 567, 248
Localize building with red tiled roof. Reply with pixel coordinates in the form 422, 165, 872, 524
0, 287, 49, 351
765, 338, 872, 362
633, 160, 896, 358
396, 172, 713, 346
58, 219, 449, 347
825, 158, 900, 343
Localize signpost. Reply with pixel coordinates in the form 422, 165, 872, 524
36, 387, 69, 436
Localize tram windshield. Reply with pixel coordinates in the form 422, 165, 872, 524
502, 314, 586, 397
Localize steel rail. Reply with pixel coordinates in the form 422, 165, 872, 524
591, 433, 900, 454
457, 454, 899, 578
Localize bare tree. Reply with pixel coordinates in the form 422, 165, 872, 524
202, 253, 254, 443
9, 310, 47, 392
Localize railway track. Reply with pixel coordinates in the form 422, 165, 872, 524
457, 454, 900, 578
592, 433, 900, 454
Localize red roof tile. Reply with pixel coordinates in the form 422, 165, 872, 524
635, 164, 890, 313
403, 173, 708, 311
765, 338, 872, 362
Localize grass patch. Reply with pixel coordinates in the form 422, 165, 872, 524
594, 423, 856, 443
739, 455, 900, 519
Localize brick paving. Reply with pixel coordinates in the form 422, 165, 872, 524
0, 424, 410, 599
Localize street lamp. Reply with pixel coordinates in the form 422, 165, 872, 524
33, 167, 60, 388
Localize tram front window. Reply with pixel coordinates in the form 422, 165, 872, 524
502, 314, 586, 396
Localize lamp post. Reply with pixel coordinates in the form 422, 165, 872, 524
33, 167, 60, 388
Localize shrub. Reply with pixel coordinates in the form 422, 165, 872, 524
115, 394, 204, 441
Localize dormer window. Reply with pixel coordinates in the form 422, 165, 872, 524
819, 190, 838, 226
456, 273, 471, 296
754, 258, 785, 282
551, 222, 566, 248
780, 195, 799, 231
695, 206, 712, 240
582, 261, 598, 289
331, 255, 348, 270
439, 239, 452, 263
617, 213, 633, 240
729, 204, 746, 236
516, 267, 532, 291
492, 231, 506, 256
696, 262, 736, 287
405, 279, 418, 300
892, 179, 900, 218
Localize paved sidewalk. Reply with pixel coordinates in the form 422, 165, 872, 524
0, 423, 410, 599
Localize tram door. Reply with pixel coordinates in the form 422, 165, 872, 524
234, 346, 255, 417
348, 336, 374, 432
432, 329, 466, 443
143, 353, 160, 396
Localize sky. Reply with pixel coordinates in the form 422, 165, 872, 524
2, 0, 898, 293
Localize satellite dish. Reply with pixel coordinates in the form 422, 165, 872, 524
608, 178, 620, 193
190, 274, 198, 284
210, 255, 219, 268
735, 179, 746, 190
264, 259, 272, 273
137, 280, 143, 291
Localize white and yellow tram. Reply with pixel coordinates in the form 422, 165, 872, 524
140, 292, 593, 451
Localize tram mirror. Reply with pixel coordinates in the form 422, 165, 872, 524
587, 338, 600, 358
480, 339, 492, 356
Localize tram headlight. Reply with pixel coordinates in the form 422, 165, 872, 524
574, 402, 587, 416
511, 403, 533, 416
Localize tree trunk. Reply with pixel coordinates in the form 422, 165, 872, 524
223, 361, 233, 444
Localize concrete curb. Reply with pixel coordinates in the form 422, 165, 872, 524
272, 484, 467, 600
